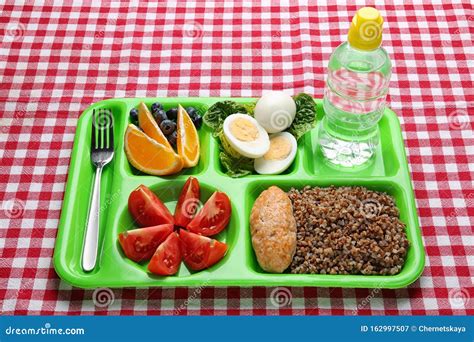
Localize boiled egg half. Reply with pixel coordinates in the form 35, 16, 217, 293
223, 114, 270, 158
254, 132, 297, 174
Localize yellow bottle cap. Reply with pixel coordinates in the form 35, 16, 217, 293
347, 7, 384, 51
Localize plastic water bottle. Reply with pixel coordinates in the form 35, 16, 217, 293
318, 7, 392, 167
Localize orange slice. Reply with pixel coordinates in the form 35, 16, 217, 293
176, 105, 200, 168
124, 124, 183, 176
137, 102, 173, 150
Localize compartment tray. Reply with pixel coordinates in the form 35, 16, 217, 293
53, 97, 424, 289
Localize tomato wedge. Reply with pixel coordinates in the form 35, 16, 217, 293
179, 229, 227, 271
118, 224, 174, 262
128, 184, 174, 227
148, 232, 181, 275
186, 191, 231, 236
174, 176, 200, 228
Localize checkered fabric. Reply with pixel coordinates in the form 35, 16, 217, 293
0, 1, 473, 315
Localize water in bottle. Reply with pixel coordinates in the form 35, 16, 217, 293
318, 7, 392, 167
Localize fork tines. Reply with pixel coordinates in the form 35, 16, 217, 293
91, 108, 114, 151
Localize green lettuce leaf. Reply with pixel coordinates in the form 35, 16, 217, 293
219, 151, 254, 178
217, 131, 255, 177
204, 101, 256, 177
218, 131, 240, 158
203, 101, 255, 138
287, 93, 317, 140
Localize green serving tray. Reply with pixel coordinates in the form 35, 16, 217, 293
54, 97, 425, 289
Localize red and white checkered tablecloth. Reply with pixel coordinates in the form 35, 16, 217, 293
0, 1, 473, 315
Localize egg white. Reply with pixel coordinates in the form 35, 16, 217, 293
254, 132, 297, 174
223, 114, 270, 159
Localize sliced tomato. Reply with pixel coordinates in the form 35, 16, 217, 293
118, 224, 174, 262
148, 232, 181, 275
186, 191, 231, 236
179, 229, 227, 271
128, 184, 174, 227
174, 176, 200, 228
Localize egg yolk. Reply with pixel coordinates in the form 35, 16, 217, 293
230, 117, 259, 142
264, 136, 291, 160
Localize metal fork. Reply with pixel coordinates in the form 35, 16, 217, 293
82, 108, 114, 272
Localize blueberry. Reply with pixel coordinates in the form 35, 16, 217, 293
192, 115, 202, 129
153, 109, 167, 125
151, 102, 163, 113
130, 108, 139, 122
160, 119, 177, 135
166, 108, 178, 121
186, 106, 198, 118
167, 130, 178, 147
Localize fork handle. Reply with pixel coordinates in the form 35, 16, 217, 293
82, 165, 103, 272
